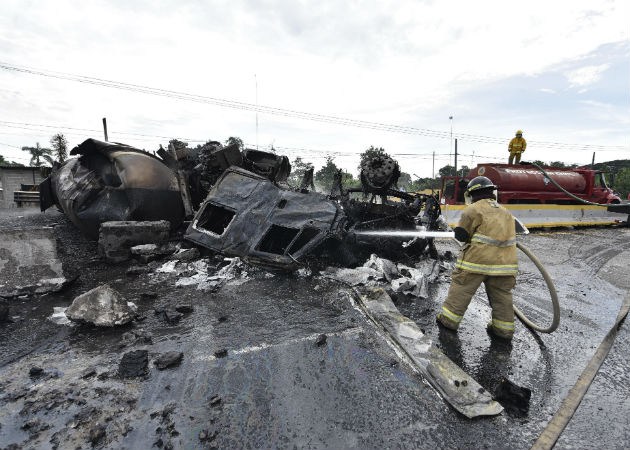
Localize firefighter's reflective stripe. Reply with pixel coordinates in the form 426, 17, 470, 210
456, 259, 519, 275
492, 318, 515, 331
471, 233, 516, 247
441, 306, 463, 323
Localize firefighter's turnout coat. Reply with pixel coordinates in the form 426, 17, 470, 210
508, 137, 527, 156
438, 198, 518, 339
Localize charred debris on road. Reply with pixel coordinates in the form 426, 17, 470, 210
39, 138, 446, 270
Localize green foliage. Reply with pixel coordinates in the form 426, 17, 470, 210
612, 167, 630, 198
225, 136, 244, 150
288, 156, 314, 187
438, 165, 456, 177
594, 160, 630, 198
50, 133, 68, 163
314, 156, 339, 193
22, 143, 54, 167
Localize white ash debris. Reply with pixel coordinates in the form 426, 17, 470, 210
156, 260, 179, 273
363, 254, 399, 282
321, 266, 384, 286
169, 257, 250, 291
47, 307, 72, 326
323, 254, 453, 298
296, 267, 312, 278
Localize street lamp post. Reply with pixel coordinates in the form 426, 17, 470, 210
449, 115, 453, 166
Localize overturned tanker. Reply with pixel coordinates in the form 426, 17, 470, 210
40, 139, 185, 239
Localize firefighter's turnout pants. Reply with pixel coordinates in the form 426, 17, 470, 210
508, 152, 522, 165
439, 269, 516, 339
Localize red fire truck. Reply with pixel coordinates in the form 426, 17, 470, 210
439, 164, 623, 228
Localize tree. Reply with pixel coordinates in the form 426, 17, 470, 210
0, 154, 23, 167
50, 133, 68, 163
612, 167, 630, 198
22, 143, 53, 167
288, 156, 314, 187
225, 136, 244, 149
438, 164, 456, 177
397, 172, 413, 191
358, 146, 389, 171
314, 156, 340, 193
549, 161, 567, 168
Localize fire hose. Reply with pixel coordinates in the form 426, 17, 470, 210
521, 161, 612, 207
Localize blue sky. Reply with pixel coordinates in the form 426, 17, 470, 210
0, 0, 628, 176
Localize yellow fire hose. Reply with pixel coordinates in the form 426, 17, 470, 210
514, 242, 560, 333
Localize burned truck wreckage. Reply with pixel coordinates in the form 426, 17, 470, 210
40, 138, 444, 269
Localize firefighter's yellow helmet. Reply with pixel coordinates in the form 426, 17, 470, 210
516, 129, 523, 135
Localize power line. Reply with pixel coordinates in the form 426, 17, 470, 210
1, 61, 627, 152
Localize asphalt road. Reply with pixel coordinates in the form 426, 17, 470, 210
0, 209, 628, 449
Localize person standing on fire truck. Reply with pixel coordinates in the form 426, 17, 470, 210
436, 176, 518, 340
508, 130, 526, 164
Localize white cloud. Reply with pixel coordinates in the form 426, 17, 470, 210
539, 88, 556, 94
0, 0, 628, 175
566, 64, 611, 88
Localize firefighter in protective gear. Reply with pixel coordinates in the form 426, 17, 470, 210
436, 176, 518, 340
508, 130, 526, 164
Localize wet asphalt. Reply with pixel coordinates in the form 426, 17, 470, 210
0, 208, 628, 449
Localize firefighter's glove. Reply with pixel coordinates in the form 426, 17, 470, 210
454, 226, 469, 243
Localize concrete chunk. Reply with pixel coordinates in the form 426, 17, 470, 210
66, 284, 137, 327
98, 221, 170, 263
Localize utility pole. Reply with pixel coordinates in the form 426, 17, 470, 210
102, 118, 108, 142
432, 150, 435, 193
591, 152, 595, 168
449, 115, 453, 166
454, 138, 458, 175
255, 74, 259, 150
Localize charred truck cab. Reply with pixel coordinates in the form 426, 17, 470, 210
186, 167, 346, 270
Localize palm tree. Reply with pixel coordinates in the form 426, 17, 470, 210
22, 142, 54, 167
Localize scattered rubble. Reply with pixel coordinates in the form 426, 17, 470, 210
120, 329, 153, 347
98, 220, 171, 263
494, 377, 532, 416
323, 254, 451, 299
0, 298, 8, 322
47, 307, 72, 325
155, 352, 183, 370
130, 243, 177, 263
118, 350, 149, 378
66, 284, 137, 327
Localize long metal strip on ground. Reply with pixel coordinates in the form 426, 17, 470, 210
530, 290, 630, 450
335, 281, 503, 418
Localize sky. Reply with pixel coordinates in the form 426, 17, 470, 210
0, 0, 628, 177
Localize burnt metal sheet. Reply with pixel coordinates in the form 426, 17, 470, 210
40, 139, 185, 239
185, 167, 345, 270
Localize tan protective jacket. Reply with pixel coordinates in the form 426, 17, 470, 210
455, 199, 518, 275
508, 137, 527, 154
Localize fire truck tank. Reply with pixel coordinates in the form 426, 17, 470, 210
470, 164, 587, 194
